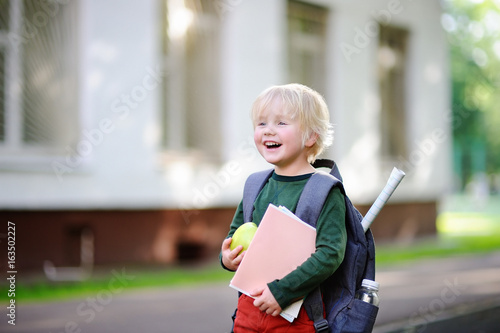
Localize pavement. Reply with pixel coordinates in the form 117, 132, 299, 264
2, 251, 500, 333
372, 251, 500, 332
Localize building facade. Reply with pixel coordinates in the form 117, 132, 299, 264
0, 0, 452, 270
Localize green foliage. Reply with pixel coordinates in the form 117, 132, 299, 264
375, 234, 500, 267
442, 0, 500, 183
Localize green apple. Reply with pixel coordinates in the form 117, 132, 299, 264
230, 222, 257, 253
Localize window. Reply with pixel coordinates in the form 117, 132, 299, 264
287, 0, 328, 95
161, 0, 221, 162
0, 0, 79, 155
0, 45, 5, 142
0, 0, 10, 143
378, 24, 409, 159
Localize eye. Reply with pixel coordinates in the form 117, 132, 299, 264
257, 122, 266, 126
278, 121, 287, 126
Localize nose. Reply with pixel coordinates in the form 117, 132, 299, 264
263, 124, 275, 136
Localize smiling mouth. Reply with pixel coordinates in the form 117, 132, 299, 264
265, 142, 282, 149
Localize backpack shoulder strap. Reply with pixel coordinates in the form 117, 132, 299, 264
312, 158, 343, 182
304, 160, 377, 333
242, 161, 342, 225
294, 170, 342, 228
298, 160, 344, 332
242, 169, 274, 222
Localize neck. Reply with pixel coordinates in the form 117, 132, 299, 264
274, 163, 315, 177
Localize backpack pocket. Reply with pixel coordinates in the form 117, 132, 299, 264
337, 298, 379, 333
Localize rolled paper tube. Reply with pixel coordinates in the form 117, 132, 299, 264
361, 167, 406, 232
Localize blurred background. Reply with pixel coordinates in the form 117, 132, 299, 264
0, 0, 499, 332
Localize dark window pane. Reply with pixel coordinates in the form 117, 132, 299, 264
0, 49, 4, 142
379, 25, 409, 158
0, 0, 9, 31
287, 0, 328, 95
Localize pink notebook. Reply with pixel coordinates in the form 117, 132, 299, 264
229, 204, 316, 320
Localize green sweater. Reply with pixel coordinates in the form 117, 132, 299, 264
223, 171, 347, 309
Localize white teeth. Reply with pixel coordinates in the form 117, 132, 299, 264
265, 142, 281, 147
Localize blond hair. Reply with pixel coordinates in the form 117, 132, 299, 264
251, 83, 333, 163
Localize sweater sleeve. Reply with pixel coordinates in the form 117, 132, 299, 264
219, 200, 245, 271
267, 186, 347, 309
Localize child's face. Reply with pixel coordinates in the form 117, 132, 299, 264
253, 100, 315, 174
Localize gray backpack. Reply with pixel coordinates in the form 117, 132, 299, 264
239, 159, 378, 333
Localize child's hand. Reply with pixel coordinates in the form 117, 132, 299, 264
251, 286, 282, 317
221, 237, 245, 271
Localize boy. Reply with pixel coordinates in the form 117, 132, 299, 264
220, 83, 347, 332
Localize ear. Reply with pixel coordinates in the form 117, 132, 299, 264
305, 132, 319, 148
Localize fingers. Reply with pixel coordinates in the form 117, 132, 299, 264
232, 249, 245, 265
231, 245, 244, 258
266, 308, 280, 316
254, 299, 280, 316
222, 238, 243, 258
252, 288, 273, 312
253, 298, 264, 310
250, 287, 264, 298
221, 237, 232, 250
251, 287, 282, 316
221, 237, 245, 271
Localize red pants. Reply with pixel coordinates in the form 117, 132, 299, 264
233, 294, 316, 333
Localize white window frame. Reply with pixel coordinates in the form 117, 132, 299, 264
0, 0, 23, 154
378, 24, 409, 161
0, 0, 81, 172
287, 0, 328, 95
160, 0, 222, 165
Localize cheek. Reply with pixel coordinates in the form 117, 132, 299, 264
282, 129, 301, 146
253, 129, 260, 145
